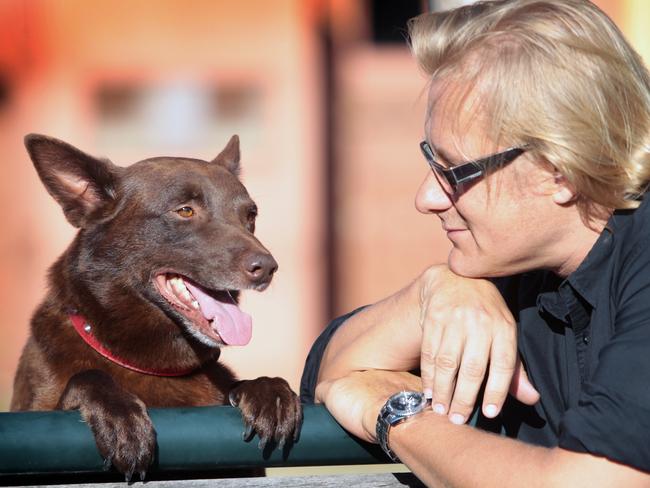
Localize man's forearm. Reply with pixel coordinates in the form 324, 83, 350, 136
391, 410, 649, 488
317, 270, 427, 383
392, 410, 548, 487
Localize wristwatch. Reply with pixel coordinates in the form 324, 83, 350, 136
376, 390, 431, 462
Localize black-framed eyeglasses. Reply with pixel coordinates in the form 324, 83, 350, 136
419, 140, 527, 195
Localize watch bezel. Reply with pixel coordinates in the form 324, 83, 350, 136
376, 390, 431, 463
385, 390, 429, 419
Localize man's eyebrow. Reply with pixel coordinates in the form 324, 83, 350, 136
428, 142, 456, 167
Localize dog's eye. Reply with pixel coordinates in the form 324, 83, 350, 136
176, 206, 195, 218
246, 208, 257, 232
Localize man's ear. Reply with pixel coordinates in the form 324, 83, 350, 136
24, 134, 120, 228
551, 172, 577, 205
211, 135, 240, 175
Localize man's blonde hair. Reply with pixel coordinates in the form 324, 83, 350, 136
409, 0, 650, 214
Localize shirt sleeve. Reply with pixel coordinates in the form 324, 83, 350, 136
299, 306, 367, 404
558, 242, 650, 471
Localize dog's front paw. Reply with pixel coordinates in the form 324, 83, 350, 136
85, 393, 156, 481
92, 395, 156, 480
58, 370, 156, 481
229, 376, 302, 450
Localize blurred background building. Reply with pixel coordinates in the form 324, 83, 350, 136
0, 0, 645, 410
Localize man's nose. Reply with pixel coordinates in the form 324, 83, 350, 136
415, 171, 453, 214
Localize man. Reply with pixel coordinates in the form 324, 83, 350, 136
303, 1, 650, 485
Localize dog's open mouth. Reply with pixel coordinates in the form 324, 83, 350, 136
153, 273, 252, 346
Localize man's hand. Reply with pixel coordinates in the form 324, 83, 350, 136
418, 266, 539, 424
315, 370, 421, 443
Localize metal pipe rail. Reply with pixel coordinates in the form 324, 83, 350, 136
0, 404, 387, 479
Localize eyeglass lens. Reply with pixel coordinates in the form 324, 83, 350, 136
421, 142, 454, 194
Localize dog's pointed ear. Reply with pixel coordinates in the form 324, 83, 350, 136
24, 134, 119, 228
211, 135, 240, 175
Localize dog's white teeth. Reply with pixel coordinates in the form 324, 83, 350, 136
181, 289, 192, 301
170, 277, 189, 295
191, 300, 200, 310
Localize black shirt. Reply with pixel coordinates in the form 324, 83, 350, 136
301, 198, 650, 472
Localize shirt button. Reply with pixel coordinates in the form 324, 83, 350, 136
583, 335, 590, 344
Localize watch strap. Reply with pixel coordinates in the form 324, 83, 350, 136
377, 402, 400, 462
376, 393, 431, 463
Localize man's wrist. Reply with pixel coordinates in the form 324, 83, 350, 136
418, 264, 448, 305
387, 408, 440, 461
364, 396, 389, 442
376, 391, 432, 462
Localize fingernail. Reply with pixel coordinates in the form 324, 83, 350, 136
423, 388, 432, 400
484, 404, 498, 418
433, 403, 446, 414
450, 413, 465, 425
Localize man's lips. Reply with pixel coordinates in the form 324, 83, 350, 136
441, 224, 468, 243
442, 225, 467, 233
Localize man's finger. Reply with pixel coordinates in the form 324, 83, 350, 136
509, 358, 540, 405
420, 315, 444, 399
448, 333, 490, 424
481, 330, 517, 418
431, 327, 464, 415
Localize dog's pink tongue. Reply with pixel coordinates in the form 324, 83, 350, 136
184, 282, 252, 346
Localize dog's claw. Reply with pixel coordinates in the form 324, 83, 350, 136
140, 470, 147, 481
278, 438, 286, 450
242, 424, 254, 441
103, 458, 112, 471
229, 391, 238, 407
258, 437, 268, 450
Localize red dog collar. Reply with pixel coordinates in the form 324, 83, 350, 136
69, 314, 198, 377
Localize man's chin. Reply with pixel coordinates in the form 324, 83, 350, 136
448, 253, 515, 279
447, 251, 486, 278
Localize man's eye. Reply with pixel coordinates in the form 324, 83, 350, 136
176, 206, 195, 218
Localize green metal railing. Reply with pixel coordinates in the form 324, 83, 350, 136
0, 405, 386, 479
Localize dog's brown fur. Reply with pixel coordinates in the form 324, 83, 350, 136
11, 134, 301, 480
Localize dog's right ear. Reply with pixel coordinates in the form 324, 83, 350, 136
211, 135, 240, 175
24, 134, 120, 228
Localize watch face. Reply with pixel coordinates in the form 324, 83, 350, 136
388, 391, 427, 415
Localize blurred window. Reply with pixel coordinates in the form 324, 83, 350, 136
211, 84, 260, 122
95, 83, 142, 122
432, 0, 479, 11
92, 81, 261, 154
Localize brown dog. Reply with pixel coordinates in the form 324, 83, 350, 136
11, 134, 301, 481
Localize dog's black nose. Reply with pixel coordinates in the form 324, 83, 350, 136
243, 253, 278, 285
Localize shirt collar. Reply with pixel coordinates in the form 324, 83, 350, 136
566, 223, 614, 308
537, 210, 620, 320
